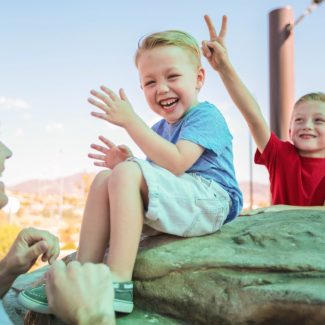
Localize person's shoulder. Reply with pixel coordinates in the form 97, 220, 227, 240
270, 133, 296, 151
151, 118, 166, 131
186, 101, 224, 120
263, 132, 298, 158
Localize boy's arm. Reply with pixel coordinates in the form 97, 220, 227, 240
125, 114, 204, 175
202, 15, 270, 153
88, 87, 204, 175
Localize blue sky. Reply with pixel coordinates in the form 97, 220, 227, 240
1, 0, 324, 186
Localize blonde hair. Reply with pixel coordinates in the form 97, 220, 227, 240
294, 92, 325, 108
135, 30, 201, 68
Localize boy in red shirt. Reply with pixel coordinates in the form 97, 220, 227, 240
202, 15, 325, 213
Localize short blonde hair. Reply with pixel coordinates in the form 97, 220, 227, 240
135, 30, 201, 68
294, 92, 325, 108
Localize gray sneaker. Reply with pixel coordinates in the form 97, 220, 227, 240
113, 281, 134, 313
18, 284, 50, 314
18, 281, 134, 314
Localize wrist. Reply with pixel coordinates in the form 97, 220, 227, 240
0, 257, 17, 297
124, 113, 145, 133
217, 59, 234, 77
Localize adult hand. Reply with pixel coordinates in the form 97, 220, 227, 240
45, 260, 115, 325
0, 227, 59, 297
88, 86, 136, 128
89, 135, 133, 169
202, 15, 229, 72
4, 227, 59, 277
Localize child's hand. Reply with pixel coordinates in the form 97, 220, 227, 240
202, 15, 229, 72
88, 135, 133, 169
88, 86, 136, 128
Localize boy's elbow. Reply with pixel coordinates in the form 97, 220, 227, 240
168, 161, 187, 176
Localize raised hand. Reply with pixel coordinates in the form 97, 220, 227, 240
202, 15, 229, 71
88, 86, 136, 128
88, 135, 133, 169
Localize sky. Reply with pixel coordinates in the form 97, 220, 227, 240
0, 0, 324, 186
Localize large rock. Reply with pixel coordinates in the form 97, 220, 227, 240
4, 209, 325, 324
134, 209, 325, 324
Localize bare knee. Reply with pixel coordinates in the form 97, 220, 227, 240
109, 162, 149, 208
109, 162, 142, 188
90, 170, 112, 191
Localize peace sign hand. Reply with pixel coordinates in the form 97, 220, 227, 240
202, 15, 229, 72
88, 135, 133, 169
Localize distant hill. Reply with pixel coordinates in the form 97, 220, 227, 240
239, 181, 270, 207
9, 172, 270, 205
8, 172, 96, 197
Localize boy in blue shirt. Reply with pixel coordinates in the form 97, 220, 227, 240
19, 28, 242, 314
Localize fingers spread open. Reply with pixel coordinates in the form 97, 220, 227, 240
100, 86, 119, 101
99, 135, 116, 148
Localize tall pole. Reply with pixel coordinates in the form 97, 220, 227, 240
269, 7, 295, 141
249, 133, 253, 209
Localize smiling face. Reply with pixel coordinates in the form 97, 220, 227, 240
289, 100, 325, 158
0, 142, 13, 209
137, 45, 205, 124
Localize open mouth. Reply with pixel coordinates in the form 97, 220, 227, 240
159, 98, 179, 111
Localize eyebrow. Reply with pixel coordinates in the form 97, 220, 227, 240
141, 67, 180, 80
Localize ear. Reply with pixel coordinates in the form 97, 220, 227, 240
196, 67, 205, 91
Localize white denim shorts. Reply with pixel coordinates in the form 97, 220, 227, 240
130, 158, 231, 237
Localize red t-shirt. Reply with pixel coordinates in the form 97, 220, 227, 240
254, 132, 325, 205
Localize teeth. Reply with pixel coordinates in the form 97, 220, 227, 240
159, 98, 178, 107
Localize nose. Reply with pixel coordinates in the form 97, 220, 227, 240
157, 82, 169, 95
0, 142, 13, 160
302, 119, 314, 130
6, 147, 13, 159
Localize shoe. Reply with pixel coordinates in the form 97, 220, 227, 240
113, 281, 134, 313
18, 284, 50, 314
18, 281, 134, 314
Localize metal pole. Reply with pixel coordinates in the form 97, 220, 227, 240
269, 7, 295, 141
249, 133, 253, 209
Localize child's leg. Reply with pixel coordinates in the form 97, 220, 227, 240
77, 170, 112, 263
107, 161, 148, 283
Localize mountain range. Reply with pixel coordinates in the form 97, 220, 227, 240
9, 172, 270, 206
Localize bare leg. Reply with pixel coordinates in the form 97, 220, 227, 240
77, 170, 111, 263
107, 161, 148, 282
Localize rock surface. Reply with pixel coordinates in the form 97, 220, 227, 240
134, 209, 325, 324
4, 209, 325, 324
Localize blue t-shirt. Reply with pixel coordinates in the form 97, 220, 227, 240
151, 101, 243, 222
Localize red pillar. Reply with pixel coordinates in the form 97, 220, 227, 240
269, 7, 295, 141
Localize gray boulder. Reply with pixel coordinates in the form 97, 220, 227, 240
134, 209, 325, 325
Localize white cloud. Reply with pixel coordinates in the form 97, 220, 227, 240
45, 123, 64, 133
0, 96, 30, 111
15, 128, 24, 136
